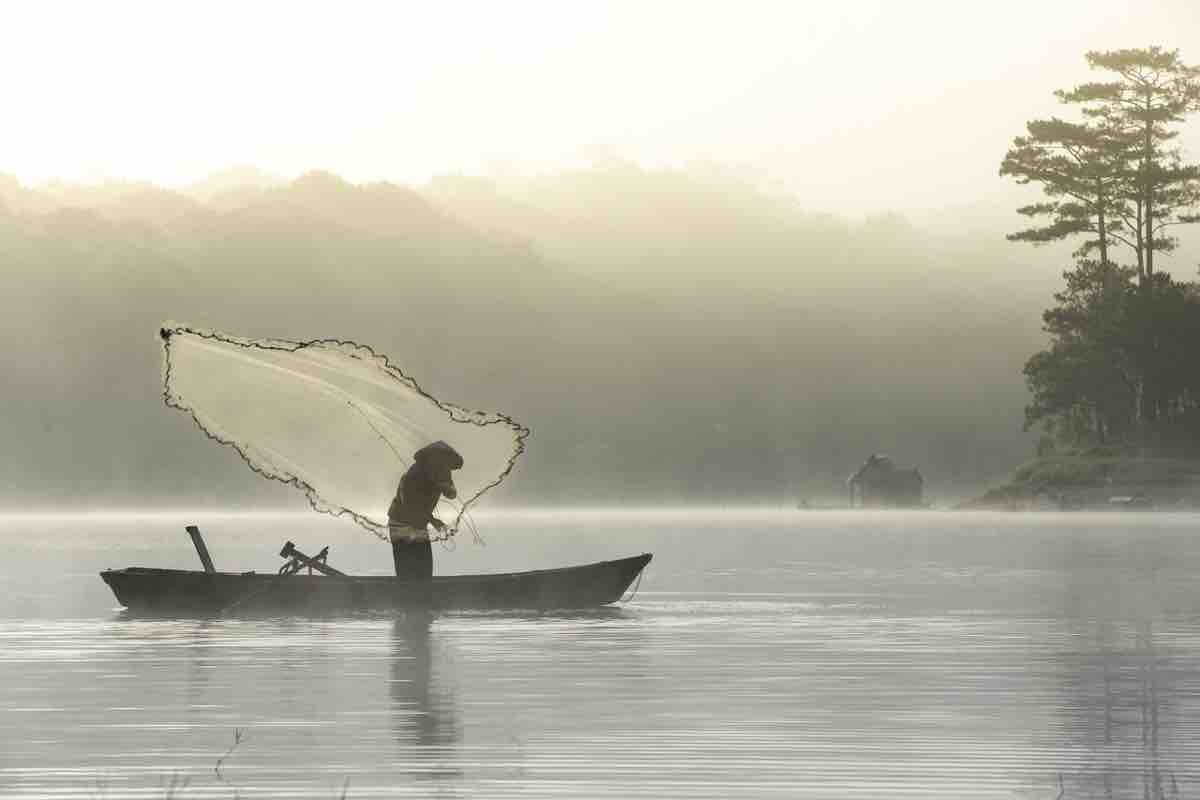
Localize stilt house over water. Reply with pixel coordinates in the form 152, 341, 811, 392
847, 454, 924, 508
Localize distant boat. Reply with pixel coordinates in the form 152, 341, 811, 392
101, 527, 651, 615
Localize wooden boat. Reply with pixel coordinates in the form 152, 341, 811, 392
100, 528, 652, 614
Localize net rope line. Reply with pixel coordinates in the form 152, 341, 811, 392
344, 401, 484, 546
161, 324, 525, 541
619, 564, 645, 604
160, 324, 529, 542
196, 341, 481, 544
181, 334, 416, 468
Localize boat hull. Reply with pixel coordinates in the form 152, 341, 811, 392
100, 553, 652, 614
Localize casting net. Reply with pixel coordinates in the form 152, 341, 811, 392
160, 324, 528, 540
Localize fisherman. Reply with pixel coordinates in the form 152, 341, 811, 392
387, 441, 464, 580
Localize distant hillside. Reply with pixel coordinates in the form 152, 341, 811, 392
1, 166, 1066, 508
185, 166, 279, 209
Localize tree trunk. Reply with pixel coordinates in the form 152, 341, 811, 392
1143, 92, 1155, 279
1134, 199, 1146, 283
1096, 181, 1109, 269
1138, 101, 1157, 435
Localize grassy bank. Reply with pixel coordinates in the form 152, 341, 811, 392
961, 451, 1200, 510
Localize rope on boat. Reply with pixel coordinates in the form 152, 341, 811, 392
439, 505, 485, 549
218, 554, 352, 615
219, 576, 288, 616
219, 569, 370, 616
620, 565, 646, 604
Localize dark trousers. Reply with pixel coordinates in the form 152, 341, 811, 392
391, 537, 433, 580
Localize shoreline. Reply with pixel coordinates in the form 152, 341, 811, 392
958, 454, 1200, 511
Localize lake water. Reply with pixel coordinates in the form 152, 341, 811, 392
3, 509, 1200, 798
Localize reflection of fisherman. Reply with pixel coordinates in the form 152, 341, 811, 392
389, 617, 461, 768
387, 441, 463, 580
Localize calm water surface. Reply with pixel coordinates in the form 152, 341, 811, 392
2, 510, 1200, 798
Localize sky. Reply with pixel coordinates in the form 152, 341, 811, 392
3, 0, 1200, 215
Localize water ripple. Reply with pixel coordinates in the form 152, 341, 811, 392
3, 512, 1200, 798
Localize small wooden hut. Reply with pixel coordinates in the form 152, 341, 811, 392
847, 454, 923, 508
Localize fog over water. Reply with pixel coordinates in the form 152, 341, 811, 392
9, 162, 1191, 508
4, 3, 1200, 508
0, 165, 1046, 507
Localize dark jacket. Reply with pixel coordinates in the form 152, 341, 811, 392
387, 441, 463, 529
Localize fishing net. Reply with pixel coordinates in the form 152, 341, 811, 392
160, 324, 529, 540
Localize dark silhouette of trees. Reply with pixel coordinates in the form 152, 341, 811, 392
1009, 48, 1200, 449
1022, 261, 1136, 444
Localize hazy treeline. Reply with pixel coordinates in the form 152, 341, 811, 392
1, 165, 1067, 508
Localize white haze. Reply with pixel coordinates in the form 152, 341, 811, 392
2, 0, 1199, 216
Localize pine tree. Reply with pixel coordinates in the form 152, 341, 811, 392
1008, 48, 1200, 444
1000, 116, 1130, 268
1057, 47, 1200, 282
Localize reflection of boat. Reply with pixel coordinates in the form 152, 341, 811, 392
101, 551, 652, 614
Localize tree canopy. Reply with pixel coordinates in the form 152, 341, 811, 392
1009, 48, 1200, 449
1004, 47, 1200, 280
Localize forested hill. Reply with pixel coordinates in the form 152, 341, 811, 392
2, 167, 1063, 508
